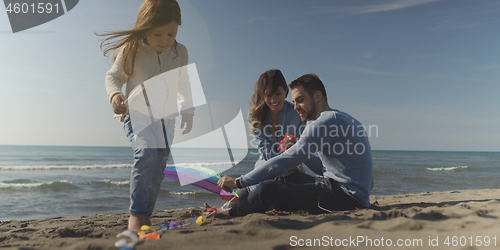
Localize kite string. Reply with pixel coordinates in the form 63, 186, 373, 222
221, 196, 236, 212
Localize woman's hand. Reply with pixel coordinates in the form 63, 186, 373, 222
281, 134, 297, 151
111, 93, 127, 115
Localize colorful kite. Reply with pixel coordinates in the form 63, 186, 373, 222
164, 165, 239, 202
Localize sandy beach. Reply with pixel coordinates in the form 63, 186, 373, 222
1, 188, 499, 250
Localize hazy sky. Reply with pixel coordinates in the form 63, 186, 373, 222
1, 0, 499, 151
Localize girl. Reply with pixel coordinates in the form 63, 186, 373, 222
101, 0, 194, 231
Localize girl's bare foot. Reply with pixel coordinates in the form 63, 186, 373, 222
128, 214, 147, 232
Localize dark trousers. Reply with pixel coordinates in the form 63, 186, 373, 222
229, 177, 362, 217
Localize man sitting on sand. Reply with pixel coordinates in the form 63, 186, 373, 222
217, 73, 373, 216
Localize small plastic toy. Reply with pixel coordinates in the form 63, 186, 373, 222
115, 215, 208, 247
196, 215, 206, 225
184, 217, 196, 226
115, 230, 139, 250
277, 133, 295, 152
169, 221, 182, 229
138, 232, 160, 240
158, 223, 170, 232
208, 207, 217, 218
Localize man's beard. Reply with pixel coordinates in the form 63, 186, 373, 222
302, 100, 317, 122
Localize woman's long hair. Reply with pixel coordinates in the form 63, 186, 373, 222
99, 0, 181, 77
249, 69, 288, 134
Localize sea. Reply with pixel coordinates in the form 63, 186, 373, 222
0, 145, 499, 221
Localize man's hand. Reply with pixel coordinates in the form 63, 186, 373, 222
181, 114, 193, 134
111, 93, 127, 115
218, 175, 237, 189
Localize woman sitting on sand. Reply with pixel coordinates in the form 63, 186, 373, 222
202, 69, 323, 216
247, 69, 323, 186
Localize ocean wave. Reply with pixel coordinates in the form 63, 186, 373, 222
169, 191, 197, 196
92, 179, 130, 186
0, 164, 132, 171
2, 179, 33, 184
0, 180, 77, 190
426, 166, 468, 171
0, 162, 240, 171
167, 162, 236, 167
163, 191, 218, 199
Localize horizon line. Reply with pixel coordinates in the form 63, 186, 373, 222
0, 144, 499, 153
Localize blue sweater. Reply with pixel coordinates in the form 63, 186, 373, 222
252, 101, 323, 175
241, 109, 373, 208
253, 101, 303, 162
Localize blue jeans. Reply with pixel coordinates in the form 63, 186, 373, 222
229, 177, 363, 217
124, 115, 174, 217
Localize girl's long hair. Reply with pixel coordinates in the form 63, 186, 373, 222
249, 69, 288, 134
99, 0, 181, 77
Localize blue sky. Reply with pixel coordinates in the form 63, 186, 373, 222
0, 0, 499, 151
